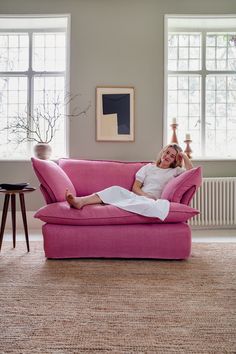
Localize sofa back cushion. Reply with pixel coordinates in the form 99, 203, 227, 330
59, 159, 146, 196
161, 166, 202, 205
31, 157, 76, 203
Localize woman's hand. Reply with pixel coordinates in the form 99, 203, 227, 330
177, 151, 193, 170
145, 194, 157, 200
176, 151, 184, 163
132, 180, 156, 199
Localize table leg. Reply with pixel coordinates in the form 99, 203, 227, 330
0, 194, 10, 251
11, 194, 16, 248
19, 193, 30, 252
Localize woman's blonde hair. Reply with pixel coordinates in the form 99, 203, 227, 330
156, 143, 183, 168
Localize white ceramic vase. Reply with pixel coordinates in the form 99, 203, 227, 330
34, 143, 52, 160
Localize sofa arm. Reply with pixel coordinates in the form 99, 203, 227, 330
40, 184, 56, 204
179, 186, 196, 206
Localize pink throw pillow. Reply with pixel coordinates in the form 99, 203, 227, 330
31, 158, 76, 202
161, 166, 202, 204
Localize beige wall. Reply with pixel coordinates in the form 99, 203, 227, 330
0, 0, 236, 211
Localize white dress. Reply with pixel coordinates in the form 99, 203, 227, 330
96, 163, 185, 221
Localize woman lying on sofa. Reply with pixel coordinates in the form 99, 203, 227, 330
65, 143, 193, 221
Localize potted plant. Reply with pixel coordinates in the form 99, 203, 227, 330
1, 92, 91, 159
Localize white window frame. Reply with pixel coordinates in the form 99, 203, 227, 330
0, 14, 71, 161
164, 14, 236, 161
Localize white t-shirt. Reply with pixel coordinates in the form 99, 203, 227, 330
135, 163, 185, 199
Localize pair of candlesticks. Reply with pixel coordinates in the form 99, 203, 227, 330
170, 118, 192, 159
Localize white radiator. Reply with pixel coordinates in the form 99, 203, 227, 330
189, 177, 236, 228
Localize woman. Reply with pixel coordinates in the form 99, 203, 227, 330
66, 144, 193, 220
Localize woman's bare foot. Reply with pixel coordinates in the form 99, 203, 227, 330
65, 190, 84, 209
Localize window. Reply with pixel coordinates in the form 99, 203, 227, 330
165, 16, 236, 159
0, 15, 69, 160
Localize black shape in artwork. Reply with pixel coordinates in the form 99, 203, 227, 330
102, 94, 130, 134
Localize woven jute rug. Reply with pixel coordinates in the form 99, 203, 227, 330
0, 241, 235, 354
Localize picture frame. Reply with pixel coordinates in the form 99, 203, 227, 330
96, 86, 135, 141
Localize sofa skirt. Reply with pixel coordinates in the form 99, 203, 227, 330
42, 223, 191, 260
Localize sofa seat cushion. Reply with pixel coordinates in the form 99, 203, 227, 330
35, 201, 199, 226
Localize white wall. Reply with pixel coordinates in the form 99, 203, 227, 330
0, 0, 236, 211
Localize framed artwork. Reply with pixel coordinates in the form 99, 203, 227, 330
96, 86, 135, 141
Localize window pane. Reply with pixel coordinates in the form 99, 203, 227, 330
33, 76, 66, 158
0, 34, 29, 71
167, 75, 201, 155
0, 17, 68, 160
206, 33, 236, 71
168, 33, 201, 71
0, 76, 28, 159
33, 33, 66, 71
205, 75, 236, 158
167, 19, 236, 159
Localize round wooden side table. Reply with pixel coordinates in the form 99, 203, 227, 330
0, 187, 36, 252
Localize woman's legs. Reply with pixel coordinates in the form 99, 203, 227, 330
66, 190, 102, 209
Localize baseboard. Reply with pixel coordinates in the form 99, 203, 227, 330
4, 212, 236, 236
5, 211, 43, 231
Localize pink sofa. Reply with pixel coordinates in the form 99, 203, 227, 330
32, 158, 202, 260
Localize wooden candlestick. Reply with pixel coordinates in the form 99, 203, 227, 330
170, 123, 179, 144
184, 139, 192, 159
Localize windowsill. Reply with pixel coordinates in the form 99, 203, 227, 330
0, 158, 66, 162
192, 157, 236, 161
0, 157, 235, 162
0, 159, 33, 162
